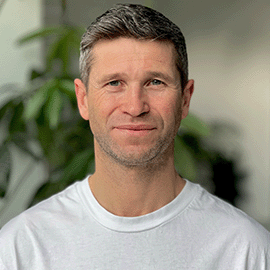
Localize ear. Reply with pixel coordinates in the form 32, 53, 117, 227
74, 78, 89, 120
181, 79, 194, 119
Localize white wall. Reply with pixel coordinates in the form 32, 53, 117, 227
0, 0, 43, 227
0, 0, 43, 85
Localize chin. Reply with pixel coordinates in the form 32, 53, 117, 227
109, 144, 171, 168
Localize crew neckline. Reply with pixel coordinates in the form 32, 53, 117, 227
78, 176, 200, 232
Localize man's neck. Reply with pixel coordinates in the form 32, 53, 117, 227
88, 149, 186, 217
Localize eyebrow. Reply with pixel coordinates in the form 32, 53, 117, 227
97, 71, 177, 85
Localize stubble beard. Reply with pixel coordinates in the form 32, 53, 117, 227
94, 133, 176, 169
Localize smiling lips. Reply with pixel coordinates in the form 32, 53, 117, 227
114, 125, 156, 136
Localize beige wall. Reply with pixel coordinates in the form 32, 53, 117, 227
0, 0, 43, 85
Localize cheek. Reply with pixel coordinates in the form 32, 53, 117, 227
88, 93, 117, 127
155, 94, 182, 123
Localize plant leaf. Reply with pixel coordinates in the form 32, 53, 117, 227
46, 89, 63, 129
12, 134, 42, 161
62, 148, 94, 181
59, 79, 76, 97
17, 26, 65, 45
23, 79, 56, 121
46, 27, 81, 74
0, 100, 13, 122
174, 135, 197, 181
181, 113, 210, 137
29, 69, 45, 81
0, 144, 11, 197
8, 101, 26, 135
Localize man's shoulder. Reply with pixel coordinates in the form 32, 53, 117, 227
0, 179, 86, 237
192, 184, 270, 245
0, 179, 88, 269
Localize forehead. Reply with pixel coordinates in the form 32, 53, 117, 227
89, 37, 178, 77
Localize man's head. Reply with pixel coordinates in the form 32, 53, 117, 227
79, 3, 188, 90
75, 4, 194, 168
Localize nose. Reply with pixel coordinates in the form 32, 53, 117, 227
121, 84, 150, 117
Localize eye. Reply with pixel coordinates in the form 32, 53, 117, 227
108, 80, 121, 87
150, 79, 163, 86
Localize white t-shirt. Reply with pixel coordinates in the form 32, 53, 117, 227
0, 177, 269, 269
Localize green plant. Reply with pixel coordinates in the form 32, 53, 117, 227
0, 23, 95, 205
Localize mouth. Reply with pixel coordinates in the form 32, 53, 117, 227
114, 125, 156, 136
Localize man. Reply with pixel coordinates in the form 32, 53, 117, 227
0, 4, 269, 269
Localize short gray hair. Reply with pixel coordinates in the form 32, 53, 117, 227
79, 4, 188, 90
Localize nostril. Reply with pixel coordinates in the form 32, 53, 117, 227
123, 106, 149, 117
121, 99, 150, 117
138, 111, 149, 117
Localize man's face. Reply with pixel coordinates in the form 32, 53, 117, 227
75, 37, 193, 167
